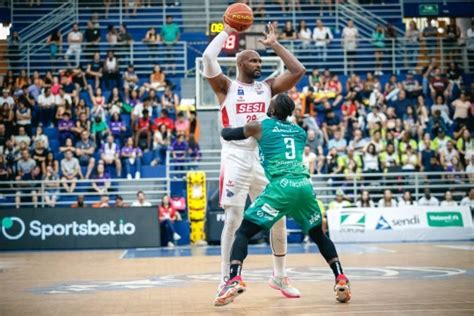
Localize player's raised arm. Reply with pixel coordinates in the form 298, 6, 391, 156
221, 121, 262, 141
260, 22, 306, 96
202, 24, 237, 104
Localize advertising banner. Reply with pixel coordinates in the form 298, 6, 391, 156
327, 206, 473, 243
0, 207, 160, 250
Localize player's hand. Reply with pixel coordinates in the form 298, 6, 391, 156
223, 23, 238, 34
259, 22, 278, 47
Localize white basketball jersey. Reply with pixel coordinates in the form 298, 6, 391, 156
220, 80, 272, 149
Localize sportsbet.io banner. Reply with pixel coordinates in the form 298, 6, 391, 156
327, 206, 473, 243
0, 207, 160, 250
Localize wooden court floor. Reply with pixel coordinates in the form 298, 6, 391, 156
0, 242, 473, 316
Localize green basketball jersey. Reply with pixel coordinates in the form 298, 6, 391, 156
258, 118, 309, 180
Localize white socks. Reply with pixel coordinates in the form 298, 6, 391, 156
220, 205, 243, 284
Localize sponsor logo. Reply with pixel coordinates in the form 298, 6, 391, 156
1, 217, 26, 240
391, 215, 420, 227
216, 213, 226, 222
427, 212, 464, 227
376, 216, 392, 230
340, 212, 365, 233
279, 178, 288, 187
255, 83, 264, 95
231, 13, 252, 21
308, 212, 321, 225
237, 87, 244, 96
236, 102, 265, 114
226, 189, 234, 198
226, 180, 234, 187
0, 217, 136, 241
261, 203, 279, 219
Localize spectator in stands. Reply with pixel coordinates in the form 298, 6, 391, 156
161, 86, 179, 114
429, 68, 451, 102
356, 190, 375, 208
92, 195, 110, 208
46, 29, 62, 66
431, 95, 450, 118
363, 143, 381, 173
456, 127, 472, 165
42, 151, 59, 175
65, 23, 83, 68
378, 189, 397, 208
451, 92, 470, 131
466, 156, 474, 183
281, 21, 296, 40
422, 18, 438, 57
114, 195, 129, 208
31, 125, 48, 151
103, 50, 120, 90
84, 21, 101, 58
151, 123, 172, 166
171, 133, 188, 171
161, 15, 180, 45
302, 145, 316, 174
324, 147, 339, 174
31, 139, 48, 174
134, 109, 152, 150
104, 0, 113, 18
61, 149, 81, 193
7, 31, 21, 67
71, 195, 87, 208
58, 112, 75, 146
122, 137, 142, 179
175, 111, 189, 136
13, 126, 31, 148
159, 194, 181, 247
401, 145, 418, 171
86, 52, 103, 90
148, 89, 162, 118
380, 143, 399, 172
185, 109, 199, 141
322, 109, 342, 141
444, 19, 461, 63
143, 27, 161, 57
123, 65, 139, 99
109, 112, 126, 146
92, 162, 111, 194
372, 25, 385, 76
297, 20, 312, 49
398, 191, 417, 207
440, 191, 458, 206
328, 190, 351, 210
117, 24, 133, 63
91, 112, 109, 148
154, 108, 174, 132
132, 190, 152, 207
88, 86, 107, 122
341, 20, 358, 73
15, 164, 40, 209
418, 188, 439, 206
43, 166, 60, 207
15, 101, 32, 136
404, 21, 419, 68
145, 65, 167, 92
328, 129, 347, 156
312, 19, 333, 62
403, 73, 422, 101
432, 128, 451, 152
106, 25, 118, 48
101, 134, 122, 177
107, 87, 123, 115
460, 188, 474, 208
440, 140, 459, 171
0, 89, 14, 108
71, 112, 91, 141
76, 131, 96, 179
0, 154, 12, 188
187, 135, 201, 163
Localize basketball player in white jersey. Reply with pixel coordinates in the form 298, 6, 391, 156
203, 22, 306, 298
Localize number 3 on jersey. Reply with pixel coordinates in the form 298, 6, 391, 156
284, 137, 296, 160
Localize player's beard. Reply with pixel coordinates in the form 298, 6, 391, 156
251, 70, 261, 79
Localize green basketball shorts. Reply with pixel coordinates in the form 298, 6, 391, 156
244, 176, 323, 233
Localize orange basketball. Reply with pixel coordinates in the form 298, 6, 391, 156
223, 3, 254, 32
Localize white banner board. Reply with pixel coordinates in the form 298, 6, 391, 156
327, 206, 473, 242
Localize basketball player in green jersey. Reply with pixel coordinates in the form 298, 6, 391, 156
214, 94, 351, 306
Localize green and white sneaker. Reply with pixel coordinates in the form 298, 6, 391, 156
268, 276, 301, 298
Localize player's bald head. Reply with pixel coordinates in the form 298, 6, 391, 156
236, 50, 260, 67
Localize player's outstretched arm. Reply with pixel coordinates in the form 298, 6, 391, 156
202, 24, 237, 104
259, 22, 306, 96
221, 121, 262, 141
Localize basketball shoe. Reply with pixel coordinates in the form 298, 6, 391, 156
214, 276, 246, 306
334, 274, 351, 303
268, 275, 301, 298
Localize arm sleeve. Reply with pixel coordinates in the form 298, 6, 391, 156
202, 31, 229, 78
221, 127, 247, 141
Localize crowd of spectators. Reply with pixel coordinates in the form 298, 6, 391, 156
1, 19, 199, 208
